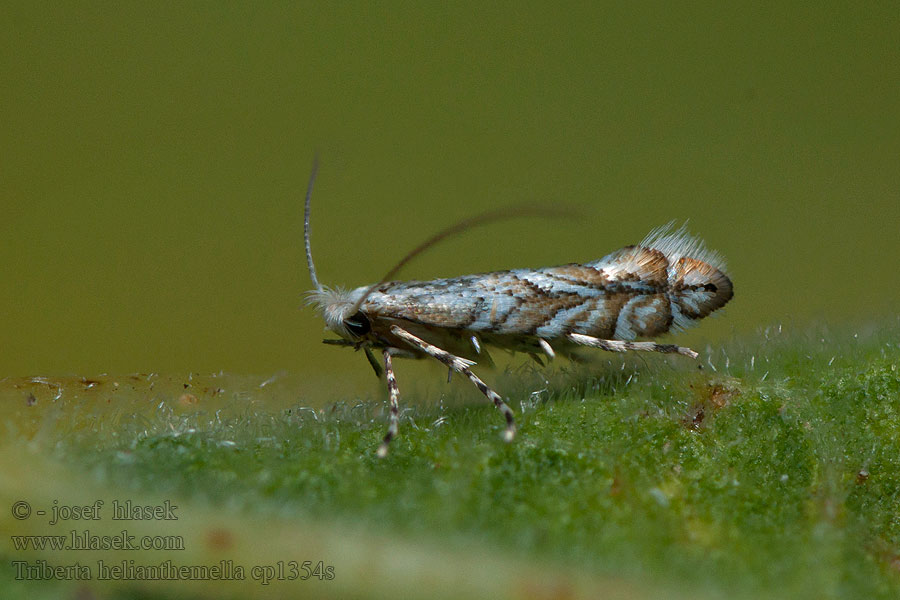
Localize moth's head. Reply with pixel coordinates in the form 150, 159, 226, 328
306, 286, 372, 342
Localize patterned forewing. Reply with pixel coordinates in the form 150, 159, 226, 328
361, 246, 677, 340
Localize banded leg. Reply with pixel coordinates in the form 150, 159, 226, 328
390, 325, 516, 442
567, 332, 699, 359
376, 349, 401, 458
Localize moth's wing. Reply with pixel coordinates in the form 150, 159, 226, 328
637, 227, 734, 331
359, 237, 729, 351
362, 268, 629, 341
360, 272, 542, 333
359, 253, 671, 343
501, 247, 673, 342
584, 240, 733, 338
586, 245, 669, 288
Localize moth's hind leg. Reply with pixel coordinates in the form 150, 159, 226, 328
567, 333, 699, 359
376, 348, 401, 458
389, 325, 516, 442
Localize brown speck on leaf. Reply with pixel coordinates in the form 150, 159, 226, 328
72, 585, 97, 600
517, 576, 575, 600
869, 537, 900, 574
856, 469, 870, 484
205, 527, 234, 551
890, 556, 900, 573
178, 393, 198, 407
609, 468, 623, 498
26, 393, 37, 406
687, 406, 705, 430
684, 379, 740, 430
708, 382, 737, 408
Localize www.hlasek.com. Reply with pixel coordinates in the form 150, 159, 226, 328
11, 560, 335, 584
12, 529, 185, 551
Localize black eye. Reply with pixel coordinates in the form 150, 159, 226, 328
344, 311, 371, 337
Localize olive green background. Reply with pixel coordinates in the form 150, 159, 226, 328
2, 3, 898, 396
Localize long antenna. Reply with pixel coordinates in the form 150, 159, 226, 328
304, 157, 322, 291
347, 204, 575, 316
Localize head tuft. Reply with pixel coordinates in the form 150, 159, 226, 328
306, 286, 368, 340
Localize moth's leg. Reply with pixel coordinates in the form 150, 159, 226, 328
364, 347, 384, 378
390, 325, 516, 442
376, 349, 401, 458
538, 338, 556, 360
567, 333, 699, 359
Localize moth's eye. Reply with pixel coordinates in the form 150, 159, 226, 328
344, 311, 371, 337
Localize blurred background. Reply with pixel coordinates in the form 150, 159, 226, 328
2, 3, 898, 399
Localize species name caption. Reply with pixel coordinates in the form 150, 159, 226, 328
9, 500, 335, 585
303, 161, 734, 456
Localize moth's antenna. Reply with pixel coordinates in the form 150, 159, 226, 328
348, 204, 575, 315
304, 157, 322, 292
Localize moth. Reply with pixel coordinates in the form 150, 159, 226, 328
304, 162, 733, 456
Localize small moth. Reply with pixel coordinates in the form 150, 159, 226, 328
304, 162, 733, 456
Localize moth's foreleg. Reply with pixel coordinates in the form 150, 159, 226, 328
567, 333, 699, 359
364, 347, 384, 378
376, 349, 401, 458
390, 325, 516, 442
